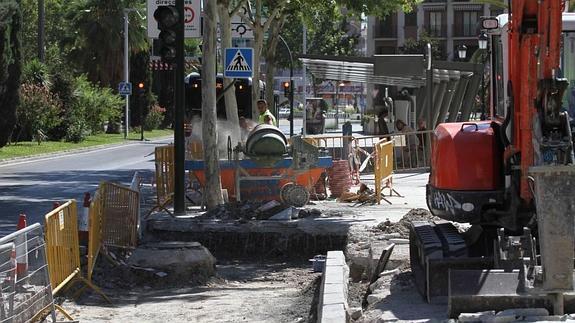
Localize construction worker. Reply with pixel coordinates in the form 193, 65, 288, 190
257, 99, 277, 126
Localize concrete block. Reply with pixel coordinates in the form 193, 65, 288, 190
458, 311, 496, 322
387, 243, 409, 270
327, 250, 345, 261
322, 290, 346, 306
320, 304, 347, 323
324, 266, 345, 285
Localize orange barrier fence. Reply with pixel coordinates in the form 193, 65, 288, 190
44, 200, 109, 302
147, 145, 175, 216
374, 140, 402, 204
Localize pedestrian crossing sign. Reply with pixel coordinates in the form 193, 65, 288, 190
224, 48, 253, 79
118, 82, 132, 96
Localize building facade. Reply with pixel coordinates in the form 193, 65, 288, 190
367, 1, 505, 60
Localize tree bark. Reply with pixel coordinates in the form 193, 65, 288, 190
251, 0, 264, 119
264, 16, 286, 110
217, 0, 241, 145
202, 0, 224, 209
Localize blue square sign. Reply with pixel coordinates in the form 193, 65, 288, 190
118, 82, 132, 96
224, 48, 253, 79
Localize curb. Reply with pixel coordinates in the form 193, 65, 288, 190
0, 136, 173, 166
318, 250, 349, 323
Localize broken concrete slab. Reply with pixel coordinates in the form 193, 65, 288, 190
127, 241, 216, 283
458, 311, 496, 322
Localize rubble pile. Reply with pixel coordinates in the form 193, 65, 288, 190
373, 208, 441, 238
194, 201, 288, 221
193, 201, 324, 221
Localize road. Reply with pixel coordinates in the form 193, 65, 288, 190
0, 139, 170, 237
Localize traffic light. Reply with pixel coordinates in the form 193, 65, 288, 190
283, 81, 291, 97
137, 82, 145, 95
154, 6, 179, 63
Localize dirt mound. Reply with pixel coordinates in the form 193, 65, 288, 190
373, 208, 441, 238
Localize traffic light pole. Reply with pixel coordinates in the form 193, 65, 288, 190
173, 0, 186, 215
123, 10, 130, 139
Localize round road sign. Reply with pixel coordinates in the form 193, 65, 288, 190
184, 6, 194, 24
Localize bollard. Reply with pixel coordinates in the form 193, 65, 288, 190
15, 213, 27, 281
78, 192, 90, 246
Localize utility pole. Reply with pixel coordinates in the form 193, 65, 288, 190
38, 0, 45, 62
302, 25, 307, 137
123, 10, 130, 139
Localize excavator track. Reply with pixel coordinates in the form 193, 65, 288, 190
409, 221, 492, 303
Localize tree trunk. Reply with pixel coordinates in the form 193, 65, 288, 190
251, 25, 264, 119
217, 2, 241, 146
0, 3, 21, 148
264, 16, 285, 111
202, 0, 224, 209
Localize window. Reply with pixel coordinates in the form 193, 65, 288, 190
405, 11, 417, 26
462, 11, 479, 37
491, 36, 506, 118
428, 11, 443, 37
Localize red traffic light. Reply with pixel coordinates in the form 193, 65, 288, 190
138, 82, 145, 89
283, 81, 290, 88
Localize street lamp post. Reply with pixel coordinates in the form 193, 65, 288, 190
478, 32, 489, 120
278, 35, 294, 137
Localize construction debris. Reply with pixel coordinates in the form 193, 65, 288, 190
373, 208, 441, 238
337, 183, 376, 206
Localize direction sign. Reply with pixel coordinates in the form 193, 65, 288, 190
231, 7, 253, 38
147, 0, 201, 39
224, 48, 253, 79
118, 82, 132, 96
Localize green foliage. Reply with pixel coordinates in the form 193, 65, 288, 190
63, 0, 149, 88
144, 104, 166, 131
335, 0, 419, 17
21, 58, 49, 85
17, 83, 63, 141
73, 75, 123, 134
401, 32, 445, 60
0, 1, 21, 147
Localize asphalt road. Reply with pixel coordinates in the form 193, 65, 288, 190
0, 138, 171, 238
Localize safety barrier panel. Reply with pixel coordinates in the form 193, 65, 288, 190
378, 130, 433, 172
0, 223, 73, 322
87, 181, 140, 281
147, 145, 175, 216
374, 140, 401, 204
44, 200, 110, 302
87, 187, 103, 283
101, 182, 139, 249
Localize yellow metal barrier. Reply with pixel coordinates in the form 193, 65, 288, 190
88, 186, 103, 282
44, 200, 110, 302
374, 140, 401, 204
101, 182, 139, 249
87, 181, 139, 283
147, 145, 175, 217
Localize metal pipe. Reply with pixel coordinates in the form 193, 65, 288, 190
303, 25, 307, 136
123, 10, 130, 139
426, 43, 433, 131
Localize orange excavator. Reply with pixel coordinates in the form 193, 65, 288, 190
410, 0, 575, 317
